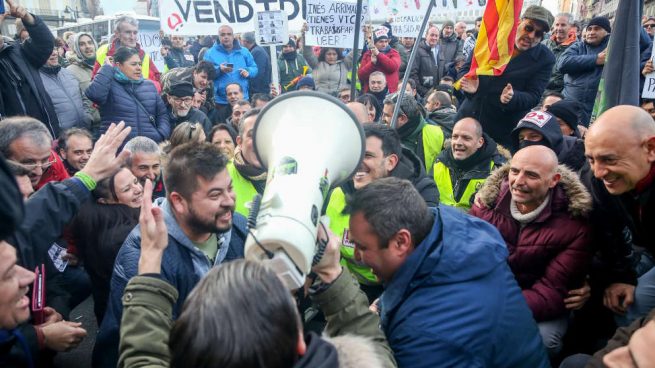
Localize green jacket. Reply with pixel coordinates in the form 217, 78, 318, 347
118, 270, 396, 368
278, 53, 312, 92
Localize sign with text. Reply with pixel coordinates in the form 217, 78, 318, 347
159, 0, 307, 35
643, 42, 655, 99
304, 0, 367, 48
139, 21, 166, 73
256, 11, 289, 45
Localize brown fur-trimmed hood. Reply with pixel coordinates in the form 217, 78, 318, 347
476, 163, 592, 217
324, 333, 385, 368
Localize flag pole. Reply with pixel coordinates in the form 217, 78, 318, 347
349, 0, 364, 102
390, 0, 436, 129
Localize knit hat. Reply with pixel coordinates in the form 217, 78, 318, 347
436, 84, 454, 96
373, 27, 389, 42
169, 82, 195, 97
522, 5, 555, 32
296, 76, 316, 90
286, 38, 297, 48
588, 16, 611, 33
510, 110, 563, 154
546, 100, 580, 136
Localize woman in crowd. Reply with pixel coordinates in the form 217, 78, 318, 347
86, 47, 170, 143
210, 123, 237, 160
300, 24, 352, 96
69, 167, 143, 322
161, 122, 207, 159
357, 93, 382, 123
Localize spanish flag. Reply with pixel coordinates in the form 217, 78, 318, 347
456, 0, 523, 86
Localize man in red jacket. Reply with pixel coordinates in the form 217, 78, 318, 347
470, 144, 593, 358
358, 27, 401, 94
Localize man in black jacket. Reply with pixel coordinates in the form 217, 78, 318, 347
456, 5, 555, 148
162, 35, 194, 70
240, 32, 271, 95
0, 1, 59, 137
166, 82, 212, 135
410, 26, 441, 97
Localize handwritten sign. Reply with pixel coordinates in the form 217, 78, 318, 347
643, 42, 655, 99
304, 0, 367, 48
256, 11, 288, 45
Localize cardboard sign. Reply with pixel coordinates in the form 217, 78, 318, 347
643, 42, 655, 99
304, 0, 368, 48
256, 11, 289, 45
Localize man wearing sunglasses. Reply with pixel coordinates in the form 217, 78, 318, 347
557, 16, 611, 126
456, 5, 556, 148
643, 17, 655, 40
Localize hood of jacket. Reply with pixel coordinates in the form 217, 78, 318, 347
323, 333, 385, 368
390, 146, 424, 183
510, 112, 564, 154
381, 206, 509, 314
476, 163, 592, 218
71, 32, 98, 63
558, 136, 587, 172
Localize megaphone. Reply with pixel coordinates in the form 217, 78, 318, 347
244, 91, 364, 289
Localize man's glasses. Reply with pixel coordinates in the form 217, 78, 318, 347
524, 23, 544, 39
644, 24, 655, 29
11, 157, 57, 172
173, 97, 193, 104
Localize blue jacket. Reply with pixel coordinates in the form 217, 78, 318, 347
380, 206, 549, 368
203, 40, 258, 104
92, 198, 247, 368
557, 36, 610, 125
85, 65, 170, 143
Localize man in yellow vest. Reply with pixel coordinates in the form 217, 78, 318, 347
381, 92, 445, 171
432, 118, 506, 211
325, 123, 438, 302
227, 108, 266, 217
93, 15, 161, 88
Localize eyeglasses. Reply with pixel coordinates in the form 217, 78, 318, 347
12, 157, 57, 172
644, 24, 655, 29
523, 23, 545, 39
173, 97, 193, 104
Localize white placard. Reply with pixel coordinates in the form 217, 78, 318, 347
256, 11, 288, 46
48, 243, 69, 272
304, 0, 368, 48
643, 42, 655, 99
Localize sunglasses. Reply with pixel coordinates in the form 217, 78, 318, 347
644, 24, 655, 29
523, 23, 544, 39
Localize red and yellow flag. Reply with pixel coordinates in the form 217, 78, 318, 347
456, 0, 523, 87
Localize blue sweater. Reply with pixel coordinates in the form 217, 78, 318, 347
203, 40, 258, 104
380, 206, 549, 368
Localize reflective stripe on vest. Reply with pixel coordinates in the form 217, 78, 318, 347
422, 124, 445, 171
227, 162, 258, 217
96, 44, 151, 79
325, 188, 379, 285
433, 160, 494, 210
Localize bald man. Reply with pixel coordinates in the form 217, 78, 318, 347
470, 145, 593, 357
346, 102, 370, 124
583, 105, 655, 328
432, 118, 506, 210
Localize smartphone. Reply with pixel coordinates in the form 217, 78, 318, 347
226, 63, 234, 68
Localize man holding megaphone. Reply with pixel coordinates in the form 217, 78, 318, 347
325, 124, 439, 301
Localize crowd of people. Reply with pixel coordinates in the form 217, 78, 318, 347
1, 0, 655, 366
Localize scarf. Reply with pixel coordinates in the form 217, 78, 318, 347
113, 67, 143, 84
282, 50, 298, 61
41, 65, 61, 75
510, 192, 551, 225
378, 45, 392, 53
233, 146, 267, 181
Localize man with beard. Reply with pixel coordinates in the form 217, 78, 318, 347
67, 32, 101, 132
457, 6, 555, 148
122, 137, 166, 199
94, 142, 248, 368
543, 13, 576, 93
57, 128, 94, 176
161, 61, 217, 114
325, 123, 438, 302
227, 108, 267, 216
382, 92, 445, 171
432, 118, 506, 211
166, 82, 212, 135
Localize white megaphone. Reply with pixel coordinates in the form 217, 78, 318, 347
244, 91, 364, 289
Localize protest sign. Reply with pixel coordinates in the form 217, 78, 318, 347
643, 42, 655, 99
159, 0, 306, 35
304, 0, 367, 49
139, 21, 166, 72
256, 11, 289, 45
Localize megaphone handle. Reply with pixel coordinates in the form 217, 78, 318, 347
312, 217, 331, 267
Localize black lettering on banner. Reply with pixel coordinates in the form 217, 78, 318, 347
235, 0, 254, 21
255, 0, 278, 11
649, 77, 655, 92
194, 1, 215, 22
174, 0, 193, 20
280, 0, 300, 20
212, 0, 235, 22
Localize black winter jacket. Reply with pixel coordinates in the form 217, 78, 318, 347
410, 40, 441, 96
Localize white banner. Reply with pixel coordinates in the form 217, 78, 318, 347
304, 0, 367, 48
159, 0, 306, 35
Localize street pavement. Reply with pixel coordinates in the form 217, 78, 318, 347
54, 297, 97, 368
